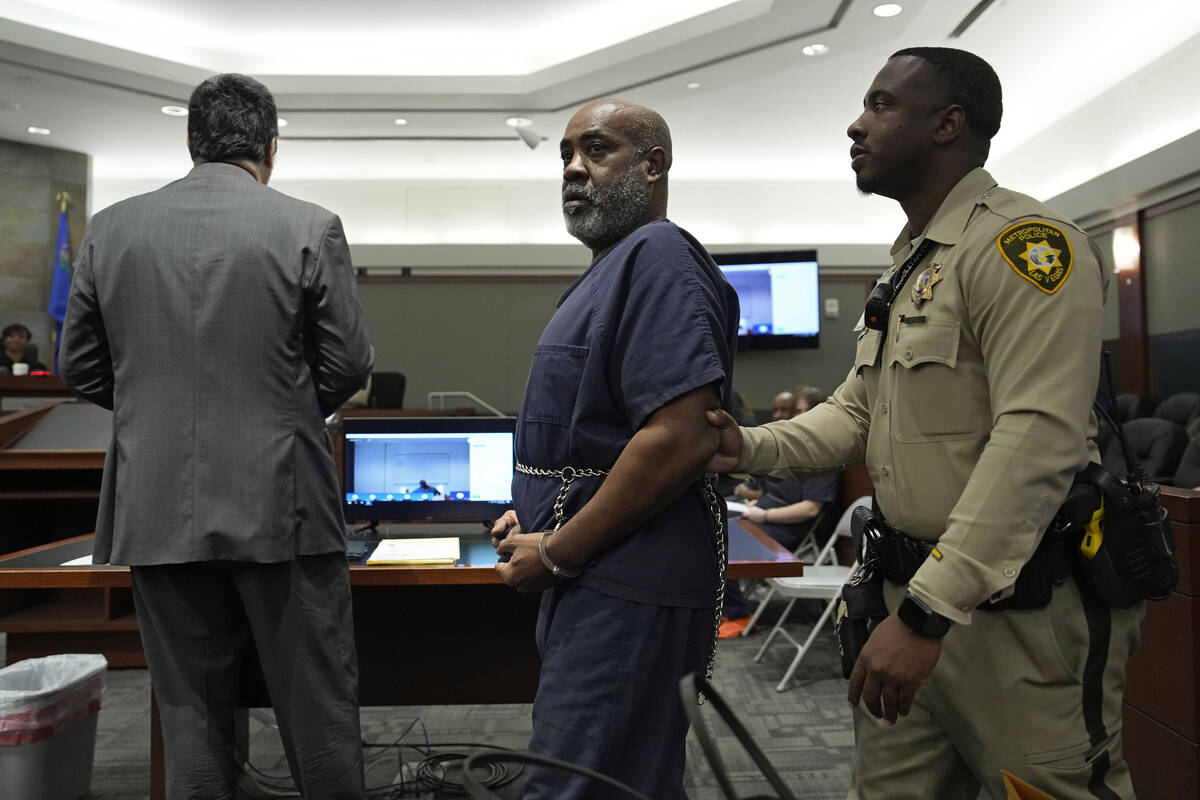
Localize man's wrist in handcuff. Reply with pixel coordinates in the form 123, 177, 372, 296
538, 530, 583, 579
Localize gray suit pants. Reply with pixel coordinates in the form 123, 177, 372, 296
131, 553, 364, 799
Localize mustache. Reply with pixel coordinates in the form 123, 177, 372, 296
562, 185, 596, 203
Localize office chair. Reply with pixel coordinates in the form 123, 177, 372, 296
679, 672, 798, 800
1115, 392, 1156, 422
367, 371, 406, 409
1153, 391, 1200, 428
1173, 436, 1200, 489
1102, 417, 1188, 485
751, 500, 865, 691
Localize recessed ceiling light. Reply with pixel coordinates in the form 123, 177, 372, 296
802, 43, 829, 56
277, 118, 288, 127
873, 3, 903, 17
505, 116, 533, 129
686, 81, 701, 90
27, 126, 50, 135
394, 118, 408, 126
161, 105, 187, 116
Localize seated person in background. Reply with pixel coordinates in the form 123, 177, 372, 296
719, 386, 841, 637
770, 389, 795, 422
732, 386, 807, 502
1, 323, 47, 371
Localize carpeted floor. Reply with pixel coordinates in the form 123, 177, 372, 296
2, 593, 855, 799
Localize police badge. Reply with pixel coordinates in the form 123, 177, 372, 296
911, 264, 942, 306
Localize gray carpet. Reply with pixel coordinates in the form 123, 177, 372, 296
1, 595, 854, 799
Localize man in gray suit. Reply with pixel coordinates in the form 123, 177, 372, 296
61, 73, 372, 799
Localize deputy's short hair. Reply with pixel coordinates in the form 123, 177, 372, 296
892, 47, 1002, 141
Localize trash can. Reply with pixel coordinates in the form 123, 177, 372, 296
0, 654, 107, 800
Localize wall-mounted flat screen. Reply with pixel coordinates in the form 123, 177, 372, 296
342, 416, 515, 523
715, 249, 820, 349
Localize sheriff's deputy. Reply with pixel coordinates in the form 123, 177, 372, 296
706, 47, 1141, 799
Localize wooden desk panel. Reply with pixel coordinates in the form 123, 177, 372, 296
1124, 487, 1200, 799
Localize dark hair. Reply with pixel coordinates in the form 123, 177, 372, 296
791, 384, 827, 413
2, 323, 31, 340
187, 74, 278, 164
891, 47, 1002, 142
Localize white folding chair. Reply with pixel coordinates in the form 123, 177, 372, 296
752, 497, 870, 691
739, 506, 827, 637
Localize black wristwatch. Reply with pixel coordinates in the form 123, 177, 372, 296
897, 592, 953, 638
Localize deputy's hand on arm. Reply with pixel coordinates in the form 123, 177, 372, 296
846, 614, 942, 724
704, 409, 744, 473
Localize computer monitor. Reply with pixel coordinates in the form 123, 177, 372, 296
342, 416, 516, 524
714, 249, 820, 349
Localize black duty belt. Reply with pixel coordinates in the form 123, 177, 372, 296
853, 507, 1073, 611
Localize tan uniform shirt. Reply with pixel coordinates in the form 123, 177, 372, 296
737, 168, 1107, 624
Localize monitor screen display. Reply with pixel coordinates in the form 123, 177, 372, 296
342, 416, 515, 523
715, 250, 820, 349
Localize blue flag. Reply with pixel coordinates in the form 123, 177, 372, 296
48, 200, 71, 372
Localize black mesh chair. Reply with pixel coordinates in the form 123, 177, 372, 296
1115, 392, 1156, 422
1173, 437, 1200, 490
1153, 392, 1200, 428
1103, 418, 1188, 485
367, 371, 406, 409
680, 672, 798, 800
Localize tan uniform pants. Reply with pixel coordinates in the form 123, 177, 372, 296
849, 577, 1143, 800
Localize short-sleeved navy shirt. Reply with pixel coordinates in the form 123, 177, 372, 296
513, 220, 739, 609
753, 474, 841, 552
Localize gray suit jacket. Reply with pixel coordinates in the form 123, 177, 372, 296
61, 162, 373, 565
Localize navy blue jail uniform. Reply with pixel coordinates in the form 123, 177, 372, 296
512, 220, 739, 799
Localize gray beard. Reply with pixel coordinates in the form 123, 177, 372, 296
563, 163, 650, 251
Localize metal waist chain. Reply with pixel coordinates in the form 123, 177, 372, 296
515, 462, 728, 686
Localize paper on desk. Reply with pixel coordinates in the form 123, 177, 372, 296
725, 501, 748, 516
367, 537, 460, 565
61, 555, 95, 566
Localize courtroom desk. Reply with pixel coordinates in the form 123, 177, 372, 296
0, 521, 801, 799
1123, 487, 1200, 800
0, 374, 75, 410
0, 401, 108, 552
0, 519, 802, 678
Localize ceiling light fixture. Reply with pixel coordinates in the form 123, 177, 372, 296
161, 105, 187, 117
393, 118, 408, 126
277, 118, 288, 128
686, 81, 701, 89
873, 3, 903, 17
505, 116, 533, 129
27, 126, 50, 135
802, 43, 828, 56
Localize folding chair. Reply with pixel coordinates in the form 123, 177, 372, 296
741, 497, 868, 637
739, 506, 828, 637
752, 499, 869, 691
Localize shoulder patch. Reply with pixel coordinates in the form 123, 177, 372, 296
996, 221, 1073, 294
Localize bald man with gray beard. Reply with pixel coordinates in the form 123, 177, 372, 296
490, 99, 739, 798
